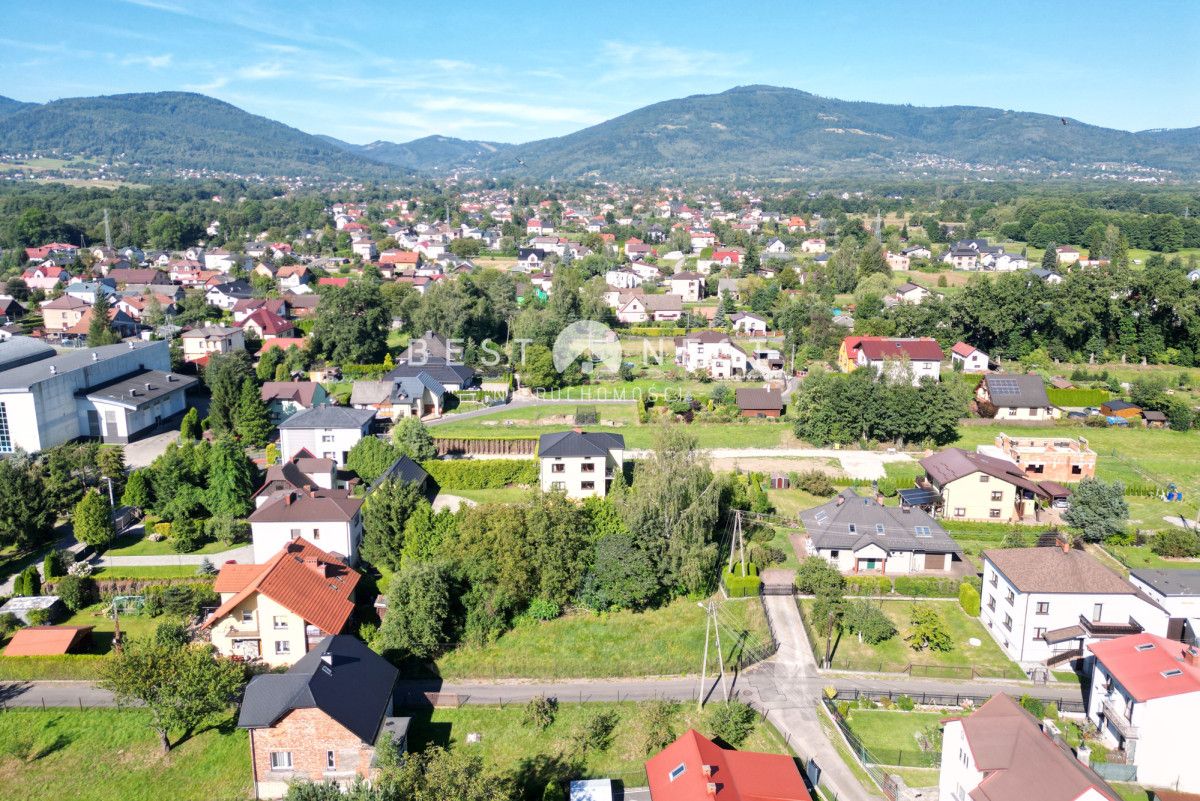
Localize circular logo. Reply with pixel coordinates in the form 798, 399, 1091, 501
552, 320, 622, 374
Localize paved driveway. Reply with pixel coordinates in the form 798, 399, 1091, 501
123, 430, 180, 468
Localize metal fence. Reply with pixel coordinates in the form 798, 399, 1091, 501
836, 687, 1086, 715
820, 698, 901, 800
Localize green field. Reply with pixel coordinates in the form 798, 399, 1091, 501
1103, 542, 1200, 571
799, 599, 1023, 679
842, 709, 945, 767
0, 709, 248, 801
403, 701, 792, 790
448, 487, 535, 505
435, 597, 771, 680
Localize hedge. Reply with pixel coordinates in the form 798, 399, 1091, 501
959, 582, 981, 616
892, 576, 961, 598
1046, 388, 1111, 407
420, 459, 539, 489
723, 563, 761, 598
623, 327, 691, 337
845, 575, 891, 596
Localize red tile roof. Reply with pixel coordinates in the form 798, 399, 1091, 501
239, 308, 295, 337
3, 626, 93, 656
1089, 633, 1200, 701
951, 341, 978, 357
646, 729, 811, 801
258, 337, 308, 353
857, 337, 944, 362
203, 538, 360, 635
318, 277, 350, 288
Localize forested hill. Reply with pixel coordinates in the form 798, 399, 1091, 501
320, 134, 513, 171
0, 92, 402, 179
0, 95, 33, 115
490, 85, 1200, 180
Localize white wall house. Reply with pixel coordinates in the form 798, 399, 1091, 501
980, 546, 1169, 667
1086, 633, 1200, 793
249, 491, 365, 564
675, 331, 749, 379
950, 342, 989, 373
537, 431, 624, 499
277, 406, 375, 467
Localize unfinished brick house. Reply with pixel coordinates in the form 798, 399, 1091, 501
988, 433, 1097, 483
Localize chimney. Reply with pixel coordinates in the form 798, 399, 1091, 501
702, 765, 714, 777
1185, 647, 1199, 667
1059, 535, 1071, 554
145, 382, 153, 391
49, 365, 57, 375
706, 783, 718, 796
836, 494, 846, 507
1075, 744, 1091, 766
91, 352, 99, 362
304, 557, 330, 578
285, 492, 295, 507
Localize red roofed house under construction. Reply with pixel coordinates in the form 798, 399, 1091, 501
1086, 633, 1200, 792
202, 538, 361, 667
646, 729, 811, 801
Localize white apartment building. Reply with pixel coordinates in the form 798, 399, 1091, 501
675, 331, 749, 379
980, 546, 1169, 667
537, 430, 624, 499
1087, 633, 1200, 792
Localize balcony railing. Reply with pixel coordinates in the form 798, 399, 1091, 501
1080, 615, 1143, 637
1101, 699, 1139, 740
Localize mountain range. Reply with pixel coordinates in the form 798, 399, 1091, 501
1, 87, 1198, 181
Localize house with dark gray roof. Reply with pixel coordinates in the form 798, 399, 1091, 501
538, 430, 625, 499
277, 405, 376, 467
798, 489, 961, 575
976, 373, 1057, 421
1128, 569, 1200, 636
238, 635, 406, 798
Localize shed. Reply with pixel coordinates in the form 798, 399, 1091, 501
770, 472, 790, 490
569, 779, 615, 801
0, 596, 66, 625
1142, 409, 1169, 428
1100, 400, 1141, 418
3, 625, 93, 656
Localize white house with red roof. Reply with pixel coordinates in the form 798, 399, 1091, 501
951, 342, 990, 373
688, 230, 717, 251
21, 264, 71, 291
853, 337, 944, 385
1087, 633, 1200, 792
526, 219, 553, 236
800, 238, 826, 254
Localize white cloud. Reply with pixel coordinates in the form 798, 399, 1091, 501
596, 40, 742, 83
416, 96, 603, 125
237, 62, 290, 81
120, 53, 173, 69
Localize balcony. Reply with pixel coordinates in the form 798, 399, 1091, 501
1101, 699, 1139, 740
1080, 615, 1143, 637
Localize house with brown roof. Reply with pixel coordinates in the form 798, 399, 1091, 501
675, 331, 748, 378
980, 545, 1169, 666
249, 488, 365, 564
919, 447, 1054, 523
240, 308, 296, 341
259, 382, 328, 423
202, 538, 360, 665
735, 387, 782, 418
939, 693, 1121, 801
253, 455, 338, 504
616, 293, 683, 323
3, 625, 93, 656
838, 336, 943, 385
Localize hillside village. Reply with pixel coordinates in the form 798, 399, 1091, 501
1, 180, 1200, 801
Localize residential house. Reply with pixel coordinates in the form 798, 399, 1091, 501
604, 269, 643, 290
616, 293, 683, 324
253, 456, 338, 502
764, 238, 787, 255
987, 433, 1097, 483
516, 247, 546, 272
106, 268, 170, 289
980, 545, 1169, 666
0, 296, 26, 325
840, 336, 943, 386
689, 230, 717, 251
799, 489, 962, 575
892, 282, 933, 305
976, 373, 1058, 421
885, 251, 911, 271
1056, 245, 1081, 265
277, 405, 376, 467
901, 245, 932, 260
181, 326, 245, 364
39, 295, 91, 333
1127, 570, 1200, 644
24, 243, 77, 263
233, 298, 290, 325
260, 382, 329, 424
64, 280, 117, 305
1086, 633, 1200, 792
351, 239, 377, 261
250, 489, 365, 564
350, 373, 446, 420
0, 340, 194, 451
728, 311, 768, 335
203, 538, 360, 665
526, 219, 553, 236
950, 342, 989, 373
939, 693, 1121, 801
712, 249, 743, 266
994, 252, 1030, 271
946, 246, 981, 270
800, 238, 826, 254
206, 279, 255, 311
667, 272, 705, 303
389, 330, 476, 391
646, 729, 811, 801
20, 264, 71, 292
538, 430, 625, 499
716, 278, 742, 299
675, 331, 749, 379
735, 388, 782, 418
238, 634, 405, 799
1030, 268, 1064, 285
240, 308, 296, 341
920, 447, 1056, 523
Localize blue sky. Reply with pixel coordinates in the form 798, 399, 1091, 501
1, 0, 1197, 144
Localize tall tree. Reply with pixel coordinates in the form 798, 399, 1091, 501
0, 455, 55, 549
204, 351, 254, 437
378, 562, 450, 660
311, 278, 390, 364
235, 377, 273, 448
73, 489, 116, 551
347, 436, 401, 483
1041, 245, 1058, 271
361, 479, 424, 571
1064, 479, 1129, 542
206, 437, 257, 519
87, 292, 120, 346
392, 417, 437, 461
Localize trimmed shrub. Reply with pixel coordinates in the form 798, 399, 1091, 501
896, 694, 915, 711
43, 553, 61, 580
959, 582, 981, 616
791, 470, 837, 497
1046, 388, 1111, 407
723, 563, 761, 598
55, 575, 97, 612
421, 459, 538, 489
893, 576, 960, 598
846, 575, 891, 596
142, 583, 219, 618
705, 701, 757, 747
1151, 528, 1200, 559
25, 608, 55, 626
15, 566, 40, 597
1019, 695, 1045, 719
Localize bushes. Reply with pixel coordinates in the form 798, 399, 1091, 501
1019, 695, 1045, 719
207, 516, 250, 546
704, 701, 757, 747
893, 576, 960, 598
142, 583, 219, 618
845, 575, 891, 596
1151, 528, 1200, 558
13, 566, 41, 597
522, 695, 558, 731
723, 563, 761, 598
55, 575, 97, 612
421, 459, 538, 489
896, 694, 915, 711
25, 608, 56, 626
959, 582, 981, 616
169, 516, 204, 553
791, 470, 836, 497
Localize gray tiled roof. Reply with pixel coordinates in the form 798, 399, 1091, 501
538, 430, 624, 458
981, 373, 1051, 409
798, 489, 960, 555
277, 404, 376, 430
238, 635, 397, 743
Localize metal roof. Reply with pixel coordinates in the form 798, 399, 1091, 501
538, 430, 625, 458
0, 341, 164, 392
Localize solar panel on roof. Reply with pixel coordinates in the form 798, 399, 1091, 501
989, 377, 1021, 396
898, 488, 940, 506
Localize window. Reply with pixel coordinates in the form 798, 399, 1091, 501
830, 550, 840, 559
875, 524, 885, 534
990, 491, 1003, 501
1162, 669, 1183, 678
848, 524, 857, 534
321, 434, 335, 442
990, 573, 998, 587
273, 616, 288, 630
1093, 603, 1103, 622
581, 481, 595, 491
989, 509, 1002, 518
1072, 464, 1083, 475
551, 481, 565, 490
1034, 627, 1046, 640
326, 751, 336, 770
1027, 464, 1044, 474
241, 610, 253, 623
954, 508, 966, 517
1005, 589, 1015, 604
275, 640, 291, 655
1007, 408, 1018, 416
987, 596, 996, 611
290, 527, 301, 539
551, 463, 565, 473
312, 528, 320, 540
270, 751, 293, 770
0, 402, 11, 453
1036, 602, 1049, 615
1135, 643, 1156, 652
1003, 615, 1013, 631
979, 475, 990, 483
1028, 408, 1038, 417
914, 526, 931, 537
669, 763, 686, 782
581, 462, 595, 473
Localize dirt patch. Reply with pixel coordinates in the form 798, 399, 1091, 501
711, 457, 845, 476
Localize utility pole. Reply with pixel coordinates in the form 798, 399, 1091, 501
697, 600, 730, 710
698, 602, 710, 711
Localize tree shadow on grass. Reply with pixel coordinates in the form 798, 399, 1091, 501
513, 752, 585, 801
171, 712, 238, 751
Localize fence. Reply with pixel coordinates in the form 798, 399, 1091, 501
835, 687, 1086, 714
1090, 762, 1138, 782
820, 698, 901, 800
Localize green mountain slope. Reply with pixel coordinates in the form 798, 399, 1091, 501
0, 92, 400, 178
323, 135, 513, 171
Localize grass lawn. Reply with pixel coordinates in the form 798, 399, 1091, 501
61, 603, 174, 652
888, 767, 940, 788
816, 706, 883, 798
435, 597, 771, 680
842, 709, 944, 767
92, 565, 207, 579
105, 533, 232, 558
799, 599, 1023, 679
449, 487, 535, 505
767, 488, 837, 518
0, 541, 57, 585
1103, 543, 1200, 571
1110, 784, 1154, 801
0, 709, 248, 801
403, 701, 792, 790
